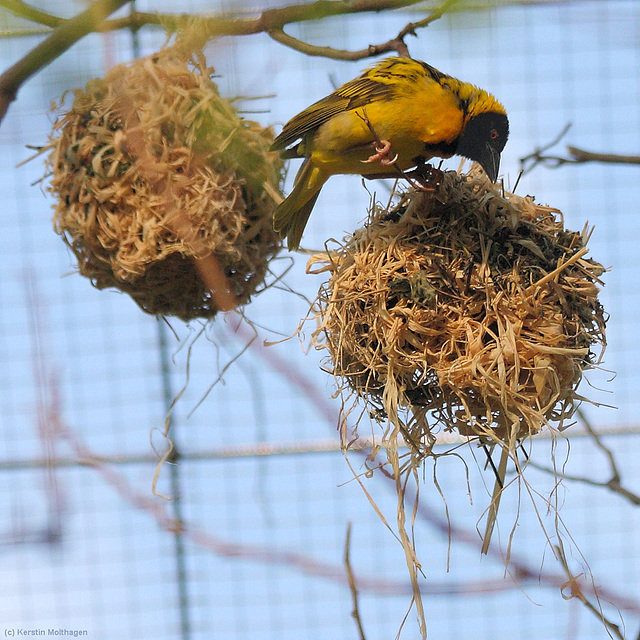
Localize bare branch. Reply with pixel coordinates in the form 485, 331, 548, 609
2, 0, 441, 34
266, 0, 461, 59
525, 410, 640, 507
555, 541, 625, 640
1, 0, 461, 57
221, 318, 640, 615
520, 123, 572, 174
345, 523, 368, 640
397, 0, 459, 38
0, 0, 459, 128
566, 146, 640, 165
0, 0, 132, 124
521, 123, 640, 173
267, 26, 410, 60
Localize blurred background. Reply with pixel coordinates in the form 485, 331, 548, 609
1, 0, 639, 638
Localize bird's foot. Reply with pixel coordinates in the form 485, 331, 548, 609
362, 139, 398, 166
403, 164, 444, 191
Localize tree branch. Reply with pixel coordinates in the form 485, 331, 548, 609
0, 0, 64, 28
555, 541, 625, 640
565, 146, 640, 165
267, 27, 409, 60
0, 0, 598, 34
266, 0, 460, 60
344, 522, 368, 640
0, 0, 460, 128
397, 0, 458, 37
521, 123, 640, 173
525, 410, 640, 507
1, 0, 444, 34
0, 0, 132, 124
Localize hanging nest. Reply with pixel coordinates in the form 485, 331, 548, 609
45, 48, 283, 320
309, 170, 607, 454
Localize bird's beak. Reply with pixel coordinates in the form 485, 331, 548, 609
480, 144, 501, 183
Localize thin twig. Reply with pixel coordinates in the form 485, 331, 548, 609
397, 0, 459, 38
267, 27, 409, 60
565, 146, 640, 165
578, 409, 620, 483
267, 0, 461, 60
216, 321, 640, 615
555, 541, 625, 640
525, 410, 640, 507
345, 523, 368, 640
521, 123, 640, 173
576, 408, 640, 505
520, 123, 572, 174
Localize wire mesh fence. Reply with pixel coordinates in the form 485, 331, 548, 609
1, 1, 639, 639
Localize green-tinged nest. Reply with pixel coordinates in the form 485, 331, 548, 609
46, 48, 283, 320
309, 170, 606, 452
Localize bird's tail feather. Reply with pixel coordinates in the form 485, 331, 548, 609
273, 158, 327, 251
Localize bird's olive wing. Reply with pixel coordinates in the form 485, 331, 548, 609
270, 75, 393, 152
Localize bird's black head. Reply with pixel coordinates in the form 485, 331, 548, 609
456, 111, 509, 183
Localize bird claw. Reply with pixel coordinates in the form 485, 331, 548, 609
362, 139, 398, 166
404, 164, 444, 191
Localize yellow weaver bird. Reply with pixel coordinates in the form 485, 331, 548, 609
270, 56, 509, 250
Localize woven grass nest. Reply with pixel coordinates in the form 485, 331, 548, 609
45, 49, 283, 320
309, 170, 606, 454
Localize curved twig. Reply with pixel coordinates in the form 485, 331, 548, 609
267, 27, 410, 60
266, 0, 460, 60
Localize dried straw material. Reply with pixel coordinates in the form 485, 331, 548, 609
309, 170, 606, 454
46, 49, 283, 320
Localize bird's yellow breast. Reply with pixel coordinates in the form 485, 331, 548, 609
270, 56, 509, 250
309, 77, 465, 174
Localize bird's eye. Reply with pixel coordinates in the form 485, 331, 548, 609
489, 129, 499, 140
